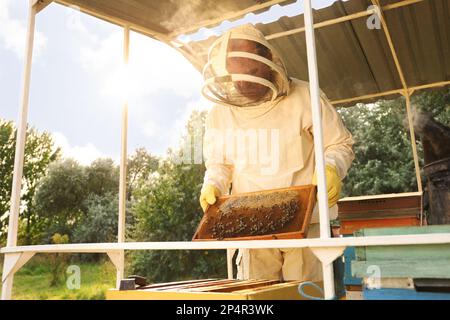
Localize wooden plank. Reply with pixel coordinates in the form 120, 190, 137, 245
187, 280, 278, 292
363, 277, 414, 290
152, 279, 237, 291
106, 289, 247, 300
343, 246, 362, 286
206, 280, 280, 293
355, 225, 450, 261
106, 280, 317, 300
356, 225, 450, 236
345, 290, 363, 300
3, 232, 450, 254
339, 210, 418, 221
351, 260, 450, 279
345, 285, 362, 291
138, 279, 218, 290
338, 194, 421, 221
245, 281, 322, 300
340, 217, 420, 235
355, 243, 450, 261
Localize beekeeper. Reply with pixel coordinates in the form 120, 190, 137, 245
199, 24, 354, 282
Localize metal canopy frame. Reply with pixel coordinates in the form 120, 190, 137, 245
1, 0, 449, 300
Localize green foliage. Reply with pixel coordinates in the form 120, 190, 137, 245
1, 88, 447, 286
129, 111, 227, 282
412, 87, 450, 125
32, 159, 89, 242
85, 158, 119, 196
339, 88, 449, 197
32, 157, 127, 244
48, 233, 70, 286
0, 119, 60, 245
339, 100, 419, 196
127, 147, 160, 201
0, 256, 116, 300
72, 192, 118, 244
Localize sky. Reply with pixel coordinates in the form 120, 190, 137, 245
0, 0, 337, 165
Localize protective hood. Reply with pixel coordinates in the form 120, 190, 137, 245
202, 24, 290, 109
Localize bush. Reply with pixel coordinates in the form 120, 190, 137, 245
72, 192, 119, 244
48, 233, 70, 286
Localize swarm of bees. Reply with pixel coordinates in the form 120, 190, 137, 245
207, 191, 300, 239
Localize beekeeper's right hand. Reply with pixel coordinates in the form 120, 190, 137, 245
200, 184, 221, 213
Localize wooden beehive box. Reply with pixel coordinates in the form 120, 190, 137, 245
336, 192, 422, 235
106, 279, 323, 300
192, 185, 316, 241
351, 225, 450, 279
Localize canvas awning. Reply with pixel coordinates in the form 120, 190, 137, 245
53, 0, 295, 39
181, 0, 450, 107
51, 0, 450, 107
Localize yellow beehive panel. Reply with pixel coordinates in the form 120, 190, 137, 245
106, 279, 324, 300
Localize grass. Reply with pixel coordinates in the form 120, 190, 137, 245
0, 254, 116, 300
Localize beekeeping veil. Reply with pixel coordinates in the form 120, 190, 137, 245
202, 24, 290, 108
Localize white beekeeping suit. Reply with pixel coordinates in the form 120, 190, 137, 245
201, 23, 355, 281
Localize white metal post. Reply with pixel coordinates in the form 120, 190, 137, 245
115, 25, 130, 289
303, 0, 335, 299
404, 92, 422, 192
1, 0, 37, 300
404, 91, 424, 224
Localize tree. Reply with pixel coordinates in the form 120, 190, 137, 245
0, 119, 60, 245
48, 233, 70, 286
130, 111, 227, 282
32, 158, 89, 242
338, 88, 449, 197
32, 157, 122, 243
72, 192, 118, 244
412, 87, 450, 125
85, 158, 119, 196
127, 148, 159, 201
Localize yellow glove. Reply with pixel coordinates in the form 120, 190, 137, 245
199, 184, 221, 213
312, 164, 341, 208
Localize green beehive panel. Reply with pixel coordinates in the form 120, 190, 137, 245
351, 259, 450, 279
354, 225, 450, 261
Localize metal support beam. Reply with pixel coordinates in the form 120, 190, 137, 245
331, 80, 450, 106
267, 7, 377, 41
266, 0, 424, 40
116, 25, 130, 290
371, 0, 408, 89
310, 247, 345, 266
1, 0, 37, 301
107, 251, 123, 289
1, 252, 35, 283
2, 233, 450, 254
403, 91, 423, 193
303, 0, 334, 300
371, 0, 423, 195
1, 252, 35, 300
